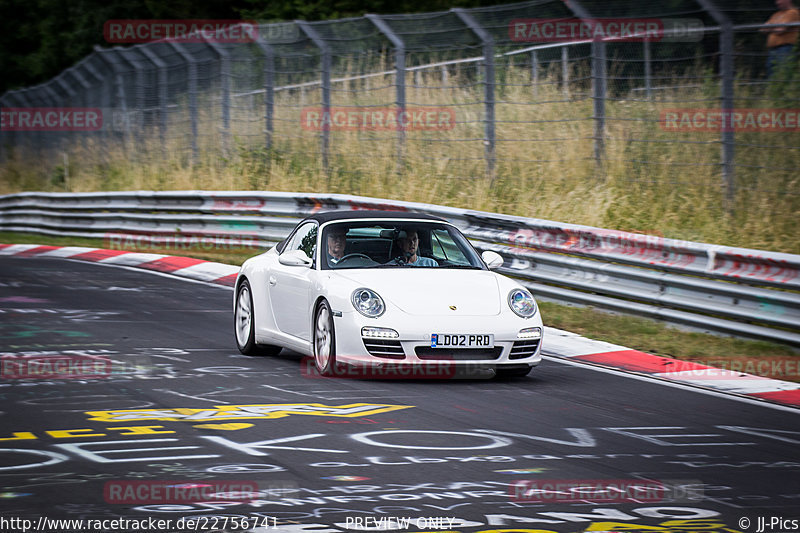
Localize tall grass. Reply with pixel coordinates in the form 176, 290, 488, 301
1, 60, 797, 253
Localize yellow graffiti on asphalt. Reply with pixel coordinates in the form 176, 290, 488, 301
86, 403, 414, 422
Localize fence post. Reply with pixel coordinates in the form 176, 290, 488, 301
132, 55, 146, 148
4, 92, 28, 159
167, 42, 199, 166
453, 8, 496, 181
80, 58, 110, 144
531, 50, 539, 98
54, 76, 76, 107
94, 47, 135, 156
562, 46, 569, 96
203, 40, 232, 159
0, 92, 7, 164
43, 85, 63, 156
592, 40, 607, 178
253, 37, 276, 161
696, 0, 735, 215
561, 0, 602, 173
67, 68, 92, 105
139, 46, 169, 157
297, 21, 331, 177
54, 75, 79, 156
367, 14, 406, 173
643, 40, 653, 100
69, 69, 93, 154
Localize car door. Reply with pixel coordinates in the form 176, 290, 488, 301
270, 222, 317, 341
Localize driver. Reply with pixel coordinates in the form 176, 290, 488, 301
326, 227, 347, 266
389, 229, 438, 267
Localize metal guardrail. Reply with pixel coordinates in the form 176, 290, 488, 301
1, 190, 799, 345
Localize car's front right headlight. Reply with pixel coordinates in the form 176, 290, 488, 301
352, 288, 385, 318
508, 288, 537, 318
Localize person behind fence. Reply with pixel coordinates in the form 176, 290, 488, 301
763, 0, 799, 78
326, 227, 347, 266
388, 229, 438, 267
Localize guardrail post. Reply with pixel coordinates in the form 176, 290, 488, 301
453, 8, 496, 182
167, 42, 199, 166
297, 21, 331, 178
367, 14, 406, 173
139, 46, 169, 158
253, 37, 276, 163
696, 0, 735, 216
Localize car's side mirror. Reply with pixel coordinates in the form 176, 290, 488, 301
481, 250, 504, 270
279, 249, 313, 267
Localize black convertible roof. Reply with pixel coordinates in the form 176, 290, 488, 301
300, 210, 447, 225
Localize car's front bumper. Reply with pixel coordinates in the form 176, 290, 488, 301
332, 310, 543, 376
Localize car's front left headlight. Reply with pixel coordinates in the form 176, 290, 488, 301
508, 288, 537, 318
352, 288, 386, 318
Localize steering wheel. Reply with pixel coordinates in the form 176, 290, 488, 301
334, 253, 374, 266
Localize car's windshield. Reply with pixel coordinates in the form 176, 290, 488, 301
320, 221, 484, 270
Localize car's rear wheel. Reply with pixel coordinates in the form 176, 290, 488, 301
235, 279, 281, 356
495, 365, 533, 379
314, 300, 336, 376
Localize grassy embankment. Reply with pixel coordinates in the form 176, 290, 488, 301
1, 61, 798, 374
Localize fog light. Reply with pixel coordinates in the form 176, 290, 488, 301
518, 327, 542, 339
362, 327, 399, 338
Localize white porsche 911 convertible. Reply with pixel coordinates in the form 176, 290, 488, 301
234, 211, 543, 378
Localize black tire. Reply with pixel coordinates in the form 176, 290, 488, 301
495, 365, 533, 379
313, 300, 337, 376
234, 279, 281, 356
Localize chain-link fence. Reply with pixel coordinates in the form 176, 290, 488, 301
0, 0, 798, 216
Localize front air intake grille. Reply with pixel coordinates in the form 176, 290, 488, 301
414, 347, 503, 360
509, 339, 540, 359
363, 339, 405, 359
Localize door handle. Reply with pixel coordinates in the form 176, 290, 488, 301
269, 275, 277, 286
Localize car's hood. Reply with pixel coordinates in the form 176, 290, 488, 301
333, 269, 502, 316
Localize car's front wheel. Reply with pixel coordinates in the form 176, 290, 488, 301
314, 300, 337, 376
235, 279, 281, 356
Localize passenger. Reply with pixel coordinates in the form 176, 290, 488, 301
389, 230, 438, 267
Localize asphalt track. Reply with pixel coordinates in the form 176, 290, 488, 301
1, 256, 799, 533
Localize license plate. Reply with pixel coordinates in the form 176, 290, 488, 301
430, 334, 494, 348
